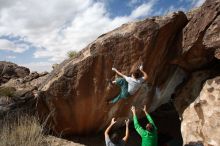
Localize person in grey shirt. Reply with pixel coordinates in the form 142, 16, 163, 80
104, 118, 129, 146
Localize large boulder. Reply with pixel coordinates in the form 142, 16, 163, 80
0, 70, 48, 117
37, 12, 188, 134
46, 136, 85, 146
173, 0, 220, 71
174, 70, 211, 115
0, 61, 30, 85
173, 0, 220, 145
37, 0, 220, 142
181, 76, 220, 146
173, 0, 220, 125
1, 71, 48, 96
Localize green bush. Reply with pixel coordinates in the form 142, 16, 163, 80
67, 50, 78, 58
0, 87, 16, 97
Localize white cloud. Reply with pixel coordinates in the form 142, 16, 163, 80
0, 0, 158, 71
128, 0, 139, 7
21, 62, 53, 73
6, 55, 16, 59
194, 0, 205, 7
184, 0, 205, 8
0, 39, 28, 53
156, 0, 204, 16
130, 1, 156, 18
165, 5, 187, 15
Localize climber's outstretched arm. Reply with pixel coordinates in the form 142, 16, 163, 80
122, 119, 129, 142
142, 105, 157, 130
112, 68, 126, 78
104, 118, 116, 138
139, 65, 148, 81
131, 106, 146, 136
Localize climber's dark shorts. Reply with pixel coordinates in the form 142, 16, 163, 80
110, 78, 130, 103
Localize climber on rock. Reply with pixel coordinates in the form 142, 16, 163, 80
131, 105, 158, 146
108, 64, 148, 103
104, 118, 129, 146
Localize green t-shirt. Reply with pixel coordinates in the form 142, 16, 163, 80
133, 114, 158, 146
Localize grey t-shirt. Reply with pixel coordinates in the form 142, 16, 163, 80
124, 76, 145, 95
105, 136, 125, 146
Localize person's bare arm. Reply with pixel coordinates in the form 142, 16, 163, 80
112, 68, 126, 78
131, 106, 146, 136
131, 106, 136, 116
142, 105, 157, 130
139, 65, 148, 81
142, 105, 148, 115
122, 119, 129, 142
104, 118, 116, 138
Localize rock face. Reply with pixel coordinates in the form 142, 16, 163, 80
173, 0, 220, 126
1, 71, 48, 97
37, 1, 220, 144
0, 69, 48, 117
46, 136, 85, 146
173, 0, 220, 145
37, 12, 188, 134
0, 61, 30, 85
215, 48, 220, 59
174, 68, 219, 115
173, 0, 220, 71
181, 76, 220, 146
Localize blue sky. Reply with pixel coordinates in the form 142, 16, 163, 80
0, 0, 205, 72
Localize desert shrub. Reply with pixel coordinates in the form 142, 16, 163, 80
0, 87, 16, 97
0, 114, 49, 146
67, 50, 78, 58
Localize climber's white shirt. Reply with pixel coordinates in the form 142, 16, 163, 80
124, 76, 145, 95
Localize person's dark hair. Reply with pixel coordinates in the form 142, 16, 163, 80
110, 132, 121, 144
146, 123, 154, 132
132, 69, 141, 79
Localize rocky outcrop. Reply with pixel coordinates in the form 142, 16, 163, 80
0, 0, 218, 145
0, 69, 48, 117
36, 1, 220, 144
46, 136, 84, 146
174, 68, 219, 115
37, 12, 188, 134
181, 76, 220, 146
173, 0, 220, 145
170, 0, 220, 119
0, 61, 30, 85
172, 0, 220, 71
36, 0, 220, 137
1, 71, 48, 97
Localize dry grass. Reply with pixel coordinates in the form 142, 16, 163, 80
0, 113, 49, 146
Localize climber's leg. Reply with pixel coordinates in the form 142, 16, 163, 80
110, 94, 122, 103
110, 78, 130, 103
